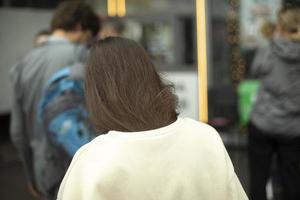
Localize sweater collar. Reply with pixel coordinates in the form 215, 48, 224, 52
107, 117, 183, 138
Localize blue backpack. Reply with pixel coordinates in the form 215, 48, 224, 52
38, 65, 93, 156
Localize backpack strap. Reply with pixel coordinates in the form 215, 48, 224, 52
46, 67, 70, 88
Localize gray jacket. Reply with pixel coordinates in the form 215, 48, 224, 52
10, 36, 87, 197
250, 37, 300, 138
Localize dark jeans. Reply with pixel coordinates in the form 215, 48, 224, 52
248, 122, 300, 200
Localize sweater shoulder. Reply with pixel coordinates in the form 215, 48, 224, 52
182, 118, 220, 136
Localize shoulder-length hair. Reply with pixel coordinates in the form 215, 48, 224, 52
85, 37, 178, 133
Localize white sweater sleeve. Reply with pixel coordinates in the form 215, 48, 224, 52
209, 125, 248, 200
222, 142, 248, 200
57, 144, 89, 200
227, 173, 249, 200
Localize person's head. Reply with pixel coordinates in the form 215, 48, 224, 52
99, 17, 125, 39
51, 1, 101, 43
85, 37, 178, 133
277, 6, 300, 41
260, 21, 276, 39
33, 29, 51, 47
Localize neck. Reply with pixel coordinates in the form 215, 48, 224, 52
51, 29, 75, 42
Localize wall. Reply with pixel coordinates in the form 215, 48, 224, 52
0, 8, 52, 113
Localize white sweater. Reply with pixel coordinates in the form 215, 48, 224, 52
57, 118, 248, 200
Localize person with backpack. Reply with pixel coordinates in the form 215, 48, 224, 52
10, 2, 101, 199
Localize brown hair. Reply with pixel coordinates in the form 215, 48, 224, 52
278, 6, 300, 41
85, 37, 178, 133
260, 21, 276, 39
51, 1, 101, 36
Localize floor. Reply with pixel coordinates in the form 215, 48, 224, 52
0, 140, 34, 200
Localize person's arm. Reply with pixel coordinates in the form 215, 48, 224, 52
223, 148, 249, 200
227, 172, 249, 200
250, 47, 272, 79
208, 126, 248, 200
56, 144, 89, 200
10, 65, 41, 197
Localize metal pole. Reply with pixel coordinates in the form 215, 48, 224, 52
196, 0, 208, 123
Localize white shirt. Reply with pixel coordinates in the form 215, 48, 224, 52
57, 118, 248, 200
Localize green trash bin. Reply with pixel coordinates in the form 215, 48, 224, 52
237, 80, 260, 126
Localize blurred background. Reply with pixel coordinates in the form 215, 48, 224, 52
0, 0, 297, 199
